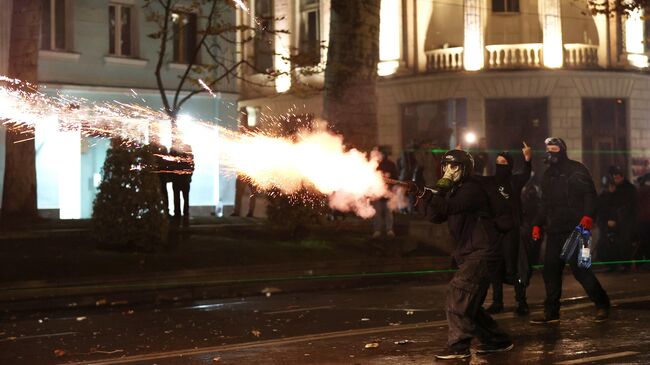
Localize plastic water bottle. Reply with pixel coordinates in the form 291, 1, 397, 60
577, 229, 592, 269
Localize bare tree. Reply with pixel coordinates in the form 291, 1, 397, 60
2, 0, 41, 221
323, 0, 381, 152
144, 0, 284, 142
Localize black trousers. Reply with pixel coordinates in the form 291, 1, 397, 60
172, 176, 191, 217
446, 259, 510, 351
490, 228, 528, 305
543, 232, 610, 317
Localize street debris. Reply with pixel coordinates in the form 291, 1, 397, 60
360, 318, 370, 321
364, 342, 379, 349
405, 310, 414, 315
394, 340, 411, 345
212, 357, 221, 362
261, 287, 282, 297
76, 316, 87, 322
53, 349, 67, 357
251, 329, 261, 337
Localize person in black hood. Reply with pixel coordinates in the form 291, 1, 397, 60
423, 149, 512, 360
530, 137, 610, 324
483, 143, 532, 316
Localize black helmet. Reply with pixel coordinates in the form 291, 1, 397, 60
441, 149, 474, 180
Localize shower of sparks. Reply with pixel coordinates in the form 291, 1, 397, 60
0, 77, 402, 218
198, 79, 216, 98
232, 0, 249, 12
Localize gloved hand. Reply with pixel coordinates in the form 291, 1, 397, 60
579, 216, 593, 231
532, 226, 541, 241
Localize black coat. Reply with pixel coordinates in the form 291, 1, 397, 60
427, 177, 501, 264
534, 159, 597, 234
481, 161, 532, 285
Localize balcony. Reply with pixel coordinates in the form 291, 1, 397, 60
564, 43, 599, 68
426, 43, 600, 72
485, 43, 543, 69
426, 47, 464, 72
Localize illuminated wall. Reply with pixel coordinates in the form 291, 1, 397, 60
540, 0, 563, 68
625, 8, 648, 68
378, 0, 402, 76
463, 0, 484, 71
274, 0, 292, 92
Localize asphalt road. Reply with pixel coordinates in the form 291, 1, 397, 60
2, 269, 650, 365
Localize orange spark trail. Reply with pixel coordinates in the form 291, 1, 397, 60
0, 76, 399, 218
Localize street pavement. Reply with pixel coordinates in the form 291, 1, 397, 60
2, 269, 650, 365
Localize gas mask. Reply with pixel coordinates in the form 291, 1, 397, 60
442, 163, 462, 183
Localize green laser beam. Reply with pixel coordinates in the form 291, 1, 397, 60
429, 149, 648, 155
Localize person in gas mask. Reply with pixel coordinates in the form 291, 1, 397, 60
422, 149, 512, 360
530, 137, 610, 324
484, 143, 532, 316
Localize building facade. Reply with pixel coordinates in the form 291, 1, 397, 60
1, 0, 239, 219
238, 0, 650, 185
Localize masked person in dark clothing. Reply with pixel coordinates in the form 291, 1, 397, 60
530, 137, 610, 324
423, 149, 512, 360
602, 166, 637, 271
483, 143, 532, 316
170, 143, 195, 227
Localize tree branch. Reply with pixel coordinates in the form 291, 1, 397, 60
154, 0, 172, 116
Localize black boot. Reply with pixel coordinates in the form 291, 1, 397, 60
515, 301, 529, 316
485, 302, 504, 314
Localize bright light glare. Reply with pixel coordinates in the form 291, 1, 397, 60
464, 132, 477, 144
379, 0, 401, 76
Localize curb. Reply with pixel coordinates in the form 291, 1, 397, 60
0, 257, 453, 313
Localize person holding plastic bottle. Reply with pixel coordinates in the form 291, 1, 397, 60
530, 137, 610, 324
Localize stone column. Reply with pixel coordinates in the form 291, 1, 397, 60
540, 0, 563, 68
274, 0, 291, 92
463, 0, 484, 71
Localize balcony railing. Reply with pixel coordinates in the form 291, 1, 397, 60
426, 47, 464, 72
564, 43, 599, 68
485, 43, 543, 69
426, 43, 600, 72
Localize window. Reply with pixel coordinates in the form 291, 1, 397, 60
298, 0, 320, 66
254, 0, 274, 71
41, 0, 67, 51
109, 4, 134, 57
492, 0, 519, 13
172, 12, 198, 64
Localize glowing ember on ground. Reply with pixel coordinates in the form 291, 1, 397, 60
0, 77, 400, 217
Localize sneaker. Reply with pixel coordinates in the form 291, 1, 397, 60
372, 231, 381, 239
387, 230, 395, 238
434, 348, 471, 360
475, 342, 514, 355
485, 303, 503, 314
514, 302, 529, 316
530, 314, 559, 324
594, 307, 609, 322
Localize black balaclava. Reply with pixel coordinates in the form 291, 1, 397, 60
495, 151, 513, 180
544, 137, 568, 165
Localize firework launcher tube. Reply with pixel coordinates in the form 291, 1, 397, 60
382, 178, 443, 200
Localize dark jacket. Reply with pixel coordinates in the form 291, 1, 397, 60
533, 159, 597, 234
378, 157, 399, 181
482, 160, 532, 231
427, 177, 500, 263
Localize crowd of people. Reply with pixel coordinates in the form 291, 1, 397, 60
385, 136, 650, 360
